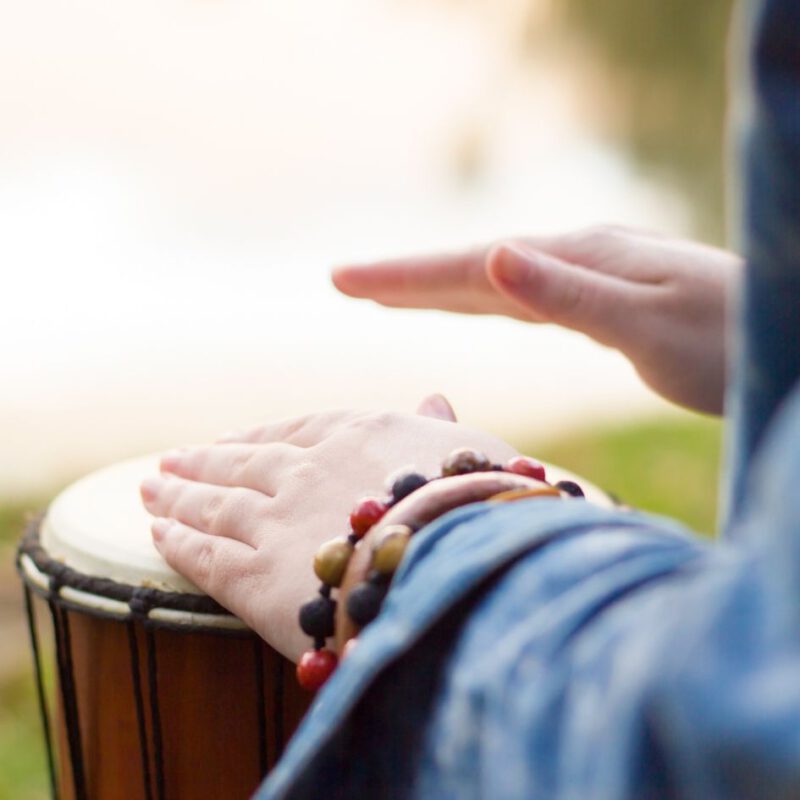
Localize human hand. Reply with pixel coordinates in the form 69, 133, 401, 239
140, 398, 516, 662
332, 226, 741, 414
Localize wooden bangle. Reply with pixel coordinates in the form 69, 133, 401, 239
334, 472, 549, 653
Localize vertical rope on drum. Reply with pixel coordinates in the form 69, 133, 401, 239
145, 627, 165, 800
23, 585, 58, 800
49, 601, 87, 800
126, 622, 154, 800
274, 650, 285, 753
252, 639, 268, 777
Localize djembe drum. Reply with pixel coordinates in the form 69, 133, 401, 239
16, 456, 311, 800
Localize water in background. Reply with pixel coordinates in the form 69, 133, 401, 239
0, 0, 733, 498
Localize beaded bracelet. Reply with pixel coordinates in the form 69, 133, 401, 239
295, 448, 584, 691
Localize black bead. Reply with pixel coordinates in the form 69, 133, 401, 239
346, 581, 386, 627
555, 480, 585, 498
391, 471, 428, 503
299, 595, 336, 638
367, 569, 390, 586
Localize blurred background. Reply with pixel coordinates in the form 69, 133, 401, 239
1, 0, 732, 796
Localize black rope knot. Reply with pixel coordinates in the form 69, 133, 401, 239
129, 590, 153, 618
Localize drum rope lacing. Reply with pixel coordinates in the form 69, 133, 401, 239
22, 584, 58, 800
49, 579, 88, 800
17, 518, 282, 800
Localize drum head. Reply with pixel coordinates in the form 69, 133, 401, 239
41, 455, 199, 594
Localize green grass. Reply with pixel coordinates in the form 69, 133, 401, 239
528, 413, 724, 535
0, 414, 723, 795
1, 500, 50, 800
0, 502, 42, 545
0, 673, 49, 800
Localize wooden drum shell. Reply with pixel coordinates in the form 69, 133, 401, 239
56, 613, 309, 800
19, 521, 311, 800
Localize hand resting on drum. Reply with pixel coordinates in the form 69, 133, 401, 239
140, 397, 518, 663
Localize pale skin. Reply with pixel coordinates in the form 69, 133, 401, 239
141, 400, 517, 662
142, 224, 740, 661
333, 225, 741, 414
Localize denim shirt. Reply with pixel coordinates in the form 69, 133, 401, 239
725, 0, 800, 526
257, 2, 800, 797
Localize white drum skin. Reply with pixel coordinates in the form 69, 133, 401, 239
41, 455, 198, 594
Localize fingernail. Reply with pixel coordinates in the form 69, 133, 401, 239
151, 517, 174, 542
140, 476, 165, 502
492, 244, 535, 288
217, 430, 242, 443
160, 449, 184, 473
425, 393, 456, 421
428, 394, 450, 414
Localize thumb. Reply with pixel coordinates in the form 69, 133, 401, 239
486, 243, 632, 346
416, 393, 457, 422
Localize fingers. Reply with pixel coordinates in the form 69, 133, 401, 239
151, 517, 256, 608
159, 443, 296, 493
141, 475, 268, 547
217, 410, 360, 448
416, 393, 457, 422
331, 227, 670, 320
332, 248, 517, 316
486, 243, 647, 347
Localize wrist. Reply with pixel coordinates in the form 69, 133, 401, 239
296, 449, 584, 691
334, 472, 558, 654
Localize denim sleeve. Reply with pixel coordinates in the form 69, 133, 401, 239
257, 386, 800, 798
724, 0, 800, 528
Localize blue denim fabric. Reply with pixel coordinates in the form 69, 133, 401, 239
257, 1, 800, 796
724, 0, 800, 527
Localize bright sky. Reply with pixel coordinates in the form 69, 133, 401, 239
0, 0, 686, 498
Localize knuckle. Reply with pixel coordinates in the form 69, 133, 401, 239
353, 411, 396, 435
230, 449, 257, 484
214, 488, 251, 532
267, 414, 313, 444
289, 459, 321, 489
199, 491, 225, 529
191, 537, 217, 587
161, 478, 185, 516
556, 273, 586, 316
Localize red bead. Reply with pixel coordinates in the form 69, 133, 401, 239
296, 648, 338, 691
506, 456, 546, 482
349, 496, 388, 538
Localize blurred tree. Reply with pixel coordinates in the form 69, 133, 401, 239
542, 0, 735, 243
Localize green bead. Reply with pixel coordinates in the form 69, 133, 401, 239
313, 537, 354, 587
372, 525, 412, 575
441, 447, 492, 477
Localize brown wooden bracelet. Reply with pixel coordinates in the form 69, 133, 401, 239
295, 449, 582, 692
334, 472, 559, 653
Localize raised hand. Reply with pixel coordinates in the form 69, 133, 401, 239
332, 226, 741, 414
140, 401, 516, 662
